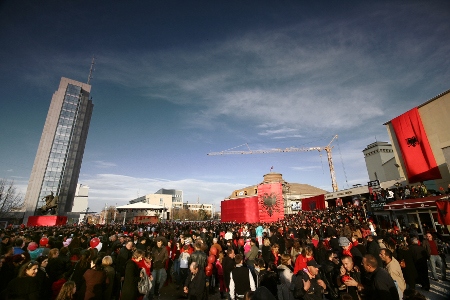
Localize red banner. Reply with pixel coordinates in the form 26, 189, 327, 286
302, 194, 326, 211
436, 200, 450, 226
221, 196, 259, 223
221, 183, 284, 223
257, 183, 284, 222
27, 216, 67, 226
391, 107, 441, 183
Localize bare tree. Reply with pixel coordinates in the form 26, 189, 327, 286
0, 179, 24, 218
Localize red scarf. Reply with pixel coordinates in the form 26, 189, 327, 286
342, 243, 353, 257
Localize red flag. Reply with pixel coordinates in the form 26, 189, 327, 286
391, 107, 441, 183
436, 200, 450, 226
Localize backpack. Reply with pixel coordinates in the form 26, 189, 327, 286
289, 271, 309, 299
138, 268, 152, 295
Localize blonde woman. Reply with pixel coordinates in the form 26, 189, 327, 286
102, 256, 115, 300
55, 280, 76, 300
262, 238, 271, 266
47, 248, 70, 284
290, 240, 302, 264
277, 254, 294, 300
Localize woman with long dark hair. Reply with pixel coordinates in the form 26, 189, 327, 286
4, 261, 40, 300
35, 255, 52, 299
72, 248, 97, 300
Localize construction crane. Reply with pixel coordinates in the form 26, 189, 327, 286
207, 135, 339, 192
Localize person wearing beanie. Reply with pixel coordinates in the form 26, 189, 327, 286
339, 237, 363, 267
27, 242, 44, 260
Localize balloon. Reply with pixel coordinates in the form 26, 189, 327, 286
207, 255, 215, 264
39, 237, 49, 246
209, 246, 218, 256
205, 269, 213, 277
205, 263, 213, 271
27, 242, 38, 251
90, 237, 100, 248
238, 239, 245, 246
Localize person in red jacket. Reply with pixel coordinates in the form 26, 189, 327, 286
293, 246, 314, 275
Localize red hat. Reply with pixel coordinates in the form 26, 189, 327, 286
27, 242, 38, 251
40, 237, 49, 246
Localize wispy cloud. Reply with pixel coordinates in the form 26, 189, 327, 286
93, 161, 117, 168
258, 127, 297, 136
291, 166, 321, 171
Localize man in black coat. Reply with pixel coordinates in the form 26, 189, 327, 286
189, 240, 207, 271
320, 250, 340, 300
222, 247, 236, 296
116, 241, 133, 280
184, 261, 207, 300
366, 235, 383, 268
409, 237, 430, 291
345, 254, 399, 300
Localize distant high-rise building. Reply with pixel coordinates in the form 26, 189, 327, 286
23, 77, 93, 222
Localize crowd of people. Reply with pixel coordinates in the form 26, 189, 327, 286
0, 203, 449, 300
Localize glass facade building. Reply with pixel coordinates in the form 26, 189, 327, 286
24, 78, 93, 222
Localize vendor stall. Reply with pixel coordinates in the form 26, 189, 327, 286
383, 195, 449, 236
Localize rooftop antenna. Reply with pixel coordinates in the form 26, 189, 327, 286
87, 56, 95, 84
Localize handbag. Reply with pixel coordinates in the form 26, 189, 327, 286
399, 260, 406, 268
138, 268, 152, 295
68, 261, 79, 281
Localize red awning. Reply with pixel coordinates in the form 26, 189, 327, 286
383, 195, 446, 210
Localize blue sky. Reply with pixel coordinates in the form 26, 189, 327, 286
1, 0, 449, 213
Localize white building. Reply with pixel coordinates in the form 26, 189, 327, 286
130, 193, 173, 220
70, 184, 89, 223
363, 141, 401, 182
183, 203, 213, 216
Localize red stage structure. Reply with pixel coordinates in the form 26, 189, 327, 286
27, 216, 68, 226
301, 194, 326, 211
221, 183, 284, 223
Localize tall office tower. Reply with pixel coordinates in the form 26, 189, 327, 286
23, 77, 94, 222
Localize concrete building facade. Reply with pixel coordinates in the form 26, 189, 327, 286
363, 141, 401, 182
385, 89, 450, 190
155, 188, 183, 209
70, 184, 89, 223
130, 193, 173, 219
183, 203, 213, 215
23, 77, 93, 222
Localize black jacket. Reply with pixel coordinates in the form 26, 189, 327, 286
185, 269, 207, 300
222, 256, 235, 289
189, 250, 207, 271
291, 271, 323, 300
319, 260, 339, 300
121, 260, 141, 300
361, 267, 399, 300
